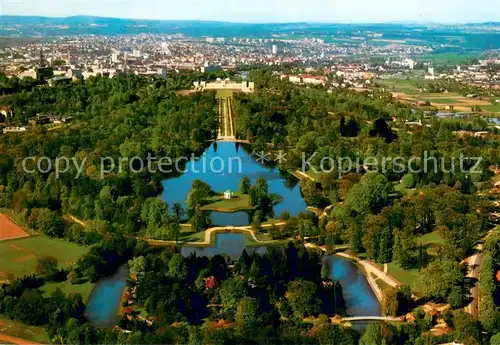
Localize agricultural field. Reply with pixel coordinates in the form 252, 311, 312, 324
417, 52, 476, 65
0, 214, 29, 241
0, 236, 89, 279
0, 317, 49, 344
377, 79, 499, 114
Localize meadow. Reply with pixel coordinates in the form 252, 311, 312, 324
378, 79, 498, 114
0, 236, 89, 279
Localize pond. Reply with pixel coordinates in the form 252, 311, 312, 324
324, 255, 381, 320
161, 142, 307, 226
87, 234, 380, 329
85, 265, 129, 327
181, 233, 381, 322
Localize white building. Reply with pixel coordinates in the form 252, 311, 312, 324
404, 58, 415, 69
223, 190, 233, 200
111, 53, 119, 63
288, 75, 302, 83
158, 68, 167, 78
272, 45, 278, 55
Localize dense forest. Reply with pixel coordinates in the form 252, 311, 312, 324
0, 74, 219, 242
0, 70, 499, 344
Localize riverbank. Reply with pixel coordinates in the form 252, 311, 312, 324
304, 243, 400, 302
336, 252, 400, 301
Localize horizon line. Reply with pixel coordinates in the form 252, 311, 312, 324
1, 14, 499, 26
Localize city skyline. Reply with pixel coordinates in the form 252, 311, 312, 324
1, 0, 499, 24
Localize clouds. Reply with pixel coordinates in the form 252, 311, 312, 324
2, 0, 499, 23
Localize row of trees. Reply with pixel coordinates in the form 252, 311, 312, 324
479, 231, 500, 334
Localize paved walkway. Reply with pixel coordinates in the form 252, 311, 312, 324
294, 170, 316, 181
336, 252, 400, 301
465, 252, 483, 317
143, 223, 286, 246
341, 316, 404, 322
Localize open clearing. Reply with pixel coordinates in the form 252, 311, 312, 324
0, 317, 48, 344
0, 236, 89, 278
0, 214, 29, 241
40, 280, 94, 302
386, 230, 446, 291
200, 192, 254, 212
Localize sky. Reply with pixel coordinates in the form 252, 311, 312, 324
1, 0, 499, 23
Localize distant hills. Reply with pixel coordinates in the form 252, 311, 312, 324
0, 15, 498, 51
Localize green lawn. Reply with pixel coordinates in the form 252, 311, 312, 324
40, 280, 94, 302
386, 231, 445, 292
201, 192, 254, 212
372, 273, 392, 292
216, 89, 234, 98
0, 317, 49, 343
386, 262, 421, 292
178, 227, 206, 242
417, 231, 446, 246
254, 232, 274, 242
0, 236, 89, 278
480, 105, 500, 114
424, 98, 459, 104
418, 52, 475, 65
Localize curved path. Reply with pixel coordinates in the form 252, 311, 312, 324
304, 243, 400, 302
141, 224, 401, 304
294, 170, 316, 181
341, 316, 404, 322
143, 223, 286, 246
336, 252, 400, 301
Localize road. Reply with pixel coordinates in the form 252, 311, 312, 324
465, 252, 484, 317
464, 228, 497, 317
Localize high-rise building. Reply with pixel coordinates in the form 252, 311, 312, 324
158, 68, 167, 78
111, 53, 119, 63
133, 49, 141, 58
272, 45, 278, 55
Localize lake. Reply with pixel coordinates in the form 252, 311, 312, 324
161, 142, 307, 226
86, 233, 381, 329
84, 265, 129, 327
181, 233, 381, 321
